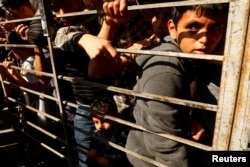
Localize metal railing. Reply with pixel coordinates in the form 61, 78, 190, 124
0, 0, 249, 166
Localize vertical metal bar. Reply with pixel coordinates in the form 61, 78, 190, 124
38, 0, 74, 166
0, 71, 8, 97
229, 3, 250, 150
212, 0, 250, 150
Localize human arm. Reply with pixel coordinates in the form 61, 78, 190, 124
2, 60, 43, 91
87, 0, 134, 79
190, 117, 205, 141
98, 0, 129, 41
54, 25, 126, 77
33, 47, 51, 84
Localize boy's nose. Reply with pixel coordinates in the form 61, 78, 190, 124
96, 122, 104, 131
199, 32, 209, 44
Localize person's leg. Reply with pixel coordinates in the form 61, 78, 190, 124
74, 104, 94, 167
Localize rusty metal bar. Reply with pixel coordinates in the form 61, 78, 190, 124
104, 115, 212, 151
0, 71, 8, 97
0, 16, 40, 24
26, 120, 66, 144
117, 48, 224, 61
22, 131, 68, 160
6, 96, 61, 123
212, 0, 250, 150
229, 6, 250, 150
0, 44, 37, 48
55, 0, 230, 18
64, 101, 212, 151
2, 80, 58, 102
11, 111, 66, 145
0, 63, 54, 78
108, 141, 170, 167
59, 75, 218, 111
38, 1, 74, 166
0, 1, 249, 166
68, 122, 170, 167
0, 45, 224, 61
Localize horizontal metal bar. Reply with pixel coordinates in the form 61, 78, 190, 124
55, 0, 230, 18
0, 128, 14, 134
0, 45, 223, 62
117, 48, 224, 61
109, 141, 170, 167
59, 75, 218, 111
6, 96, 61, 123
0, 44, 37, 48
26, 120, 66, 144
0, 63, 54, 78
128, 0, 230, 11
105, 115, 212, 151
63, 100, 212, 151
68, 123, 169, 167
0, 16, 41, 25
22, 131, 68, 160
3, 80, 58, 102
11, 112, 66, 146
0, 142, 18, 149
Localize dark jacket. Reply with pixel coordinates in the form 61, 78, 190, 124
126, 36, 195, 167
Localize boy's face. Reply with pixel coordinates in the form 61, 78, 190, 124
92, 115, 115, 137
151, 8, 170, 39
51, 0, 83, 26
6, 5, 34, 19
168, 10, 227, 54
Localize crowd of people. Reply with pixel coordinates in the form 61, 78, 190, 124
0, 0, 228, 167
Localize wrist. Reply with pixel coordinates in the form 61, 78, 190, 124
77, 34, 91, 49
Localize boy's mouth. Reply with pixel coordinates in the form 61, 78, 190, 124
193, 49, 208, 54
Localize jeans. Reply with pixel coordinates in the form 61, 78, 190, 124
74, 104, 95, 167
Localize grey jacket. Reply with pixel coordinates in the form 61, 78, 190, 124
133, 36, 196, 135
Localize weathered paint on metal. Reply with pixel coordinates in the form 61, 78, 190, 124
212, 0, 250, 150
229, 9, 250, 150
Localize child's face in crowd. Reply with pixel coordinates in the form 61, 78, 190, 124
92, 112, 115, 137
51, 0, 83, 26
6, 6, 34, 19
168, 10, 227, 54
151, 8, 170, 40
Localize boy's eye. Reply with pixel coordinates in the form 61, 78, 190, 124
187, 23, 200, 32
210, 24, 224, 33
190, 26, 198, 31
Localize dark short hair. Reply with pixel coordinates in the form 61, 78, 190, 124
90, 96, 118, 118
171, 3, 229, 25
1, 0, 31, 9
0, 0, 50, 12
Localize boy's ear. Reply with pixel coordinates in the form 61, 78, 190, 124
168, 19, 177, 40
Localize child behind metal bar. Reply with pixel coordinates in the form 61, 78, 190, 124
88, 96, 132, 167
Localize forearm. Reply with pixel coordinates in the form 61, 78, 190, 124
98, 0, 128, 41
97, 17, 120, 41
7, 71, 42, 91
33, 47, 51, 84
